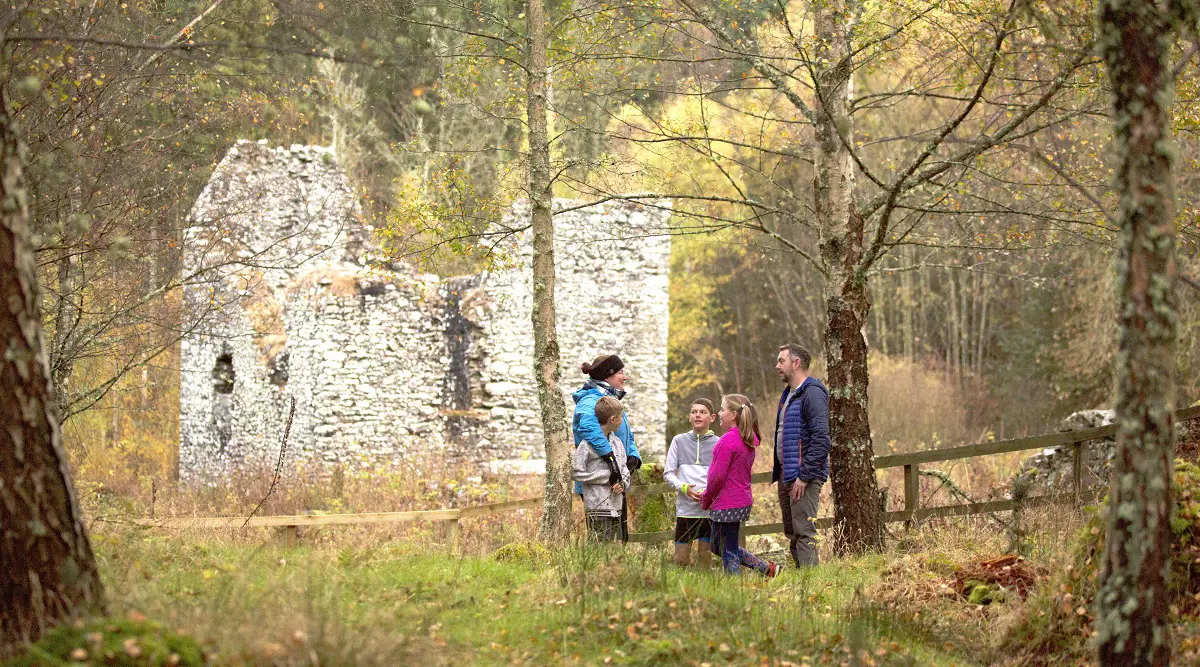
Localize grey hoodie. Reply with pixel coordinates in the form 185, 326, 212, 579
663, 431, 718, 518
572, 432, 631, 518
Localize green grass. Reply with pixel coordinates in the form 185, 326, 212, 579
87, 527, 981, 666
6, 619, 205, 666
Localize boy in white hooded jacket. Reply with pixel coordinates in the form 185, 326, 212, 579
664, 398, 719, 567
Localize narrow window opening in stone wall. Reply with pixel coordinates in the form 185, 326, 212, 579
212, 353, 235, 394
268, 351, 289, 388
442, 276, 486, 446
443, 277, 484, 411
212, 352, 235, 453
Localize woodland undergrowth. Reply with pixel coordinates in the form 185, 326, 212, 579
16, 451, 1195, 666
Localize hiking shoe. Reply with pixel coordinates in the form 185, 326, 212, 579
767, 561, 783, 578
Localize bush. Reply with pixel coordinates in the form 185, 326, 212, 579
6, 618, 205, 667
999, 459, 1200, 664
1170, 460, 1200, 613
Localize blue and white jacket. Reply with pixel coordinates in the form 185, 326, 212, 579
572, 380, 641, 494
771, 376, 831, 484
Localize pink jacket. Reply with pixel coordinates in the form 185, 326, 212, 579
701, 426, 758, 512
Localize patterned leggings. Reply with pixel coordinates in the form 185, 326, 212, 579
709, 521, 771, 575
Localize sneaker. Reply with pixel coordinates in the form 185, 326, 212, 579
767, 561, 783, 578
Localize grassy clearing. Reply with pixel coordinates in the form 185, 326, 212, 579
83, 514, 1062, 667
59, 456, 1200, 666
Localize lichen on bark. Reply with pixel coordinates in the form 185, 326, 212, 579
1093, 0, 1180, 664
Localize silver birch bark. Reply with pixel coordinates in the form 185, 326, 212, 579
813, 0, 885, 553
526, 0, 573, 542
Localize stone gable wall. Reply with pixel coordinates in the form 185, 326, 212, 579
476, 202, 670, 471
179, 141, 670, 479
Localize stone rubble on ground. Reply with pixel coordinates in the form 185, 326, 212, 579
1010, 409, 1115, 499
1011, 408, 1198, 499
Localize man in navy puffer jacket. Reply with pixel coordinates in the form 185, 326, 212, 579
771, 344, 830, 566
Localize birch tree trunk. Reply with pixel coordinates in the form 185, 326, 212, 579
0, 77, 104, 649
526, 0, 572, 542
1095, 1, 1178, 664
902, 248, 915, 361
813, 0, 884, 554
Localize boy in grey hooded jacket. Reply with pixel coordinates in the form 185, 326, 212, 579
664, 398, 719, 566
572, 397, 632, 542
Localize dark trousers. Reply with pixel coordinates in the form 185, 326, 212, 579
619, 495, 629, 542
578, 494, 628, 543
586, 515, 622, 542
779, 480, 821, 566
709, 521, 770, 575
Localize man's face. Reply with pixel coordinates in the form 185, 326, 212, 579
775, 350, 799, 383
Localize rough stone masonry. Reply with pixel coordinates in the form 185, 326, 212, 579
179, 141, 670, 479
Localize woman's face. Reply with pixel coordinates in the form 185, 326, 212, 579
606, 368, 627, 390
719, 404, 738, 429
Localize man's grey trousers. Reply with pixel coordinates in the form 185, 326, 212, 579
778, 480, 822, 566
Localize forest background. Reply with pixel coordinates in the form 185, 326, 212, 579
17, 0, 1200, 497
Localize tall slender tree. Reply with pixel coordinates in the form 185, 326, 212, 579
808, 0, 879, 553
526, 0, 574, 541
0, 56, 104, 648
1094, 0, 1181, 664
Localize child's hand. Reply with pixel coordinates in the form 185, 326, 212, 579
687, 487, 704, 501
612, 483, 624, 494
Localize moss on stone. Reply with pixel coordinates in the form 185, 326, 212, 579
1001, 458, 1200, 662
964, 580, 1004, 606
632, 463, 675, 533
633, 492, 674, 533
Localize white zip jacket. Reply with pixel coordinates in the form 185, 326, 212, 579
663, 431, 718, 518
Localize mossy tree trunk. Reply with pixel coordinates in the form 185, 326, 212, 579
1095, 1, 1179, 664
813, 0, 884, 554
526, 0, 573, 543
0, 74, 104, 648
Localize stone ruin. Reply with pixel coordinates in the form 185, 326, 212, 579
1010, 410, 1118, 499
179, 140, 671, 480
1012, 408, 1200, 498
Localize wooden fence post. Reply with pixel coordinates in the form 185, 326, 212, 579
1072, 441, 1084, 506
449, 518, 461, 555
904, 464, 919, 530
281, 524, 298, 548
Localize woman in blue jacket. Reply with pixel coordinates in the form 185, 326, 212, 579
572, 354, 642, 540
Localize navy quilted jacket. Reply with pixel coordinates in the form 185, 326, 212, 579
771, 376, 831, 484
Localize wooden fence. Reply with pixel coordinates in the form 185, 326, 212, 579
152, 405, 1200, 548
154, 497, 543, 550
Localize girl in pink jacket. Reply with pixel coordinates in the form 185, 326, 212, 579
701, 394, 782, 577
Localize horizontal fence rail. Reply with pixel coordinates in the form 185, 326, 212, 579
146, 405, 1200, 548
146, 497, 543, 550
